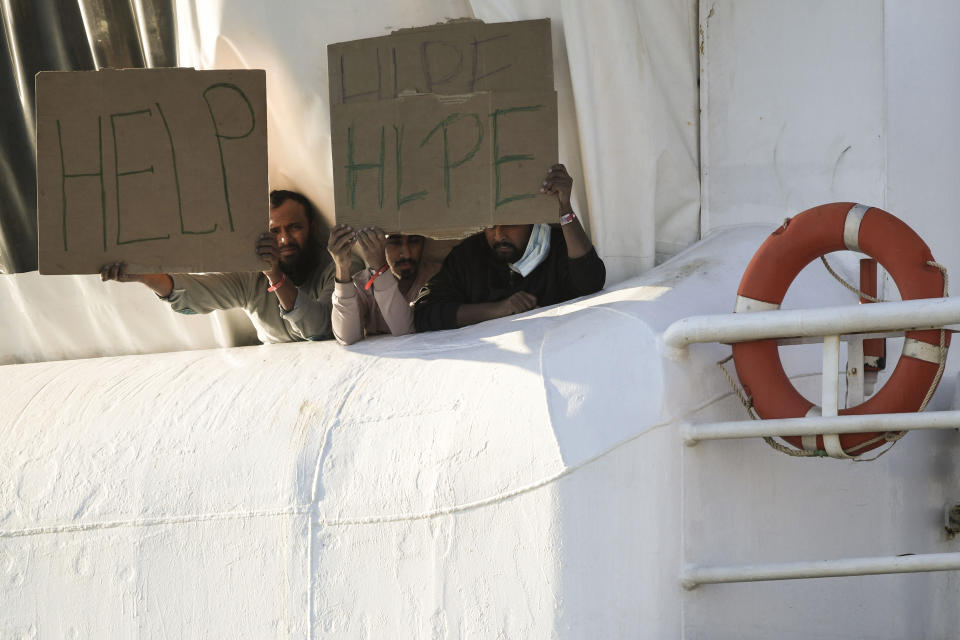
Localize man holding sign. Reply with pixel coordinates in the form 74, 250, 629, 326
326, 227, 440, 345
413, 164, 605, 331
100, 190, 340, 343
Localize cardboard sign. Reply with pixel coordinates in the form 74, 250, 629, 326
36, 68, 267, 274
328, 19, 558, 238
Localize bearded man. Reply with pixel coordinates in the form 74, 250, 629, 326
100, 190, 341, 343
414, 164, 606, 331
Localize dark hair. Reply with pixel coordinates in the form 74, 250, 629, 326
270, 189, 319, 228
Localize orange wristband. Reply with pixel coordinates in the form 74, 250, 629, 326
267, 273, 287, 292
364, 264, 389, 290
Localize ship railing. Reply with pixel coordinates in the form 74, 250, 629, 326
662, 295, 960, 589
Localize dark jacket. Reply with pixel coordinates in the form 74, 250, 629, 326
414, 225, 606, 331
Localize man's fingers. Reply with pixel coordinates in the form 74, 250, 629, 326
326, 225, 356, 259
543, 174, 572, 186
331, 236, 353, 253
99, 261, 130, 282
518, 292, 537, 310
354, 229, 387, 268
357, 229, 382, 251
540, 176, 571, 194
355, 230, 372, 249
506, 291, 537, 313
257, 250, 278, 265
330, 225, 356, 252
256, 233, 277, 251
544, 163, 572, 180
256, 240, 278, 258
328, 225, 354, 246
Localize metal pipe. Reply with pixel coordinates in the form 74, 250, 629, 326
819, 334, 844, 457
821, 335, 840, 417
681, 552, 960, 589
662, 296, 960, 350
682, 411, 960, 445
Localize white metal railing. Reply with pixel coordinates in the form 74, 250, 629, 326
662, 296, 960, 444
681, 552, 960, 590
666, 295, 960, 587
662, 296, 960, 351
682, 410, 960, 445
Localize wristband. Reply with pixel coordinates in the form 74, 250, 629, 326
364, 264, 389, 290
559, 210, 577, 225
267, 273, 287, 292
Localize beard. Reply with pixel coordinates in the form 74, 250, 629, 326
279, 241, 320, 285
390, 258, 419, 280
491, 241, 523, 263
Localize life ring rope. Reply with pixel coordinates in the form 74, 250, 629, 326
819, 255, 882, 303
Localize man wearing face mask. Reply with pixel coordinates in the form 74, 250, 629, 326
413, 164, 606, 331
100, 190, 341, 343
326, 227, 440, 345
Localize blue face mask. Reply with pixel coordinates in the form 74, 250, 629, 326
509, 223, 552, 277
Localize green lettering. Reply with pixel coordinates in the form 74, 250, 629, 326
345, 124, 385, 209
491, 105, 543, 208
156, 102, 215, 235
58, 117, 106, 252
420, 113, 484, 206
202, 83, 256, 232
110, 109, 170, 245
394, 124, 427, 208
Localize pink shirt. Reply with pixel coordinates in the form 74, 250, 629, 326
331, 262, 440, 345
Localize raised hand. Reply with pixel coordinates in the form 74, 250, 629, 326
540, 163, 573, 211
355, 227, 388, 269
256, 232, 282, 278
325, 224, 356, 282
100, 261, 137, 283
99, 261, 173, 297
327, 224, 356, 265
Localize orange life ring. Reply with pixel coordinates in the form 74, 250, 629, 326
732, 202, 949, 455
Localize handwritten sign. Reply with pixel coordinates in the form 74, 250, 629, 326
36, 68, 267, 274
328, 19, 558, 238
